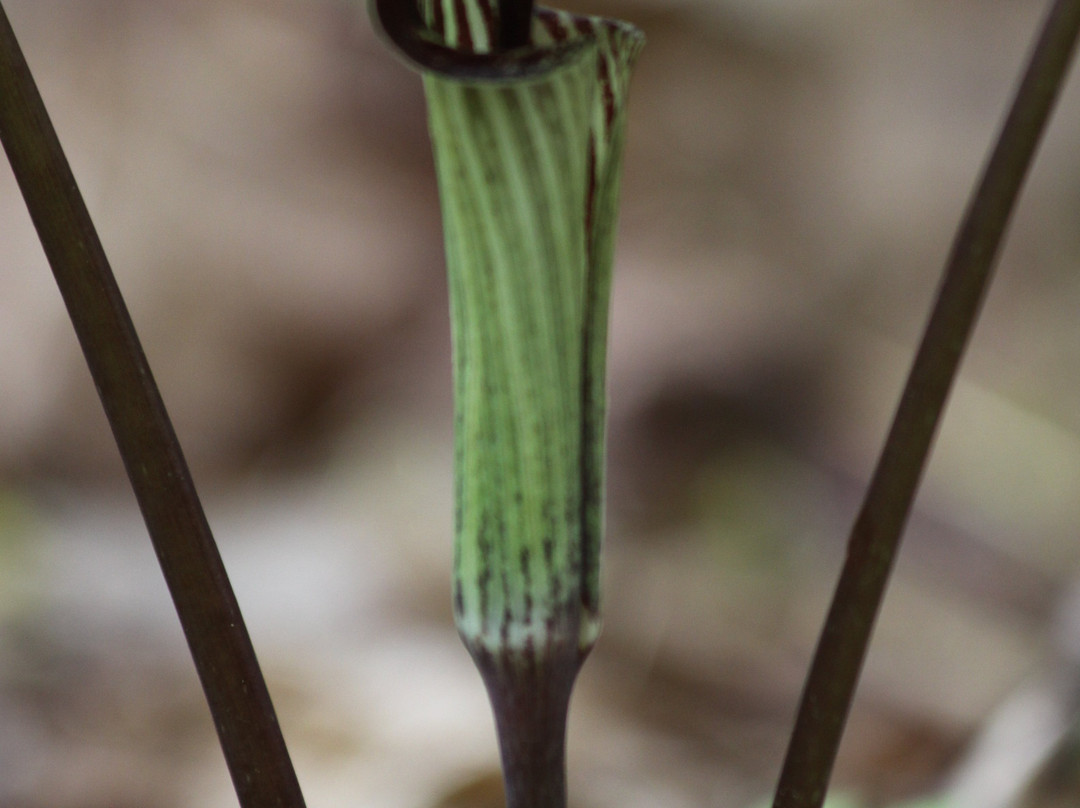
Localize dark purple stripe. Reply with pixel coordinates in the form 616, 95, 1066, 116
598, 45, 616, 129
431, 0, 445, 37
537, 9, 569, 42
453, 0, 474, 50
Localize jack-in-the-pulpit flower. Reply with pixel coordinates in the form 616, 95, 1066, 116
370, 2, 642, 805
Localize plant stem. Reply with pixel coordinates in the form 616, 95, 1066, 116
402, 7, 640, 807
473, 645, 581, 808
771, 2, 1080, 807
0, 5, 306, 807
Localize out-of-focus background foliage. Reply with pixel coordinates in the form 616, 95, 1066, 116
2, 1, 1080, 806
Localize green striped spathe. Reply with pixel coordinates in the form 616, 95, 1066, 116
421, 8, 644, 659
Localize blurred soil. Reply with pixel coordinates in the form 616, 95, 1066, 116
1, 0, 1080, 806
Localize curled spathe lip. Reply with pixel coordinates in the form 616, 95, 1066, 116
368, 0, 640, 82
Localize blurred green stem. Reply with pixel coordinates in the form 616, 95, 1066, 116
772, 2, 1080, 807
0, 4, 305, 807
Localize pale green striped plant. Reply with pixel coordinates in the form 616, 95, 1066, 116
4, 0, 1078, 806
370, 1, 643, 805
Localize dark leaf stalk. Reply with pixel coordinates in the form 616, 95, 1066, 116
772, 2, 1080, 806
0, 4, 305, 806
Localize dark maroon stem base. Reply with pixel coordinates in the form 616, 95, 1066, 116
471, 643, 585, 808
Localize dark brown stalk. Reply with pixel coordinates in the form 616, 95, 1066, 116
472, 642, 583, 808
0, 5, 306, 807
772, 2, 1080, 807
